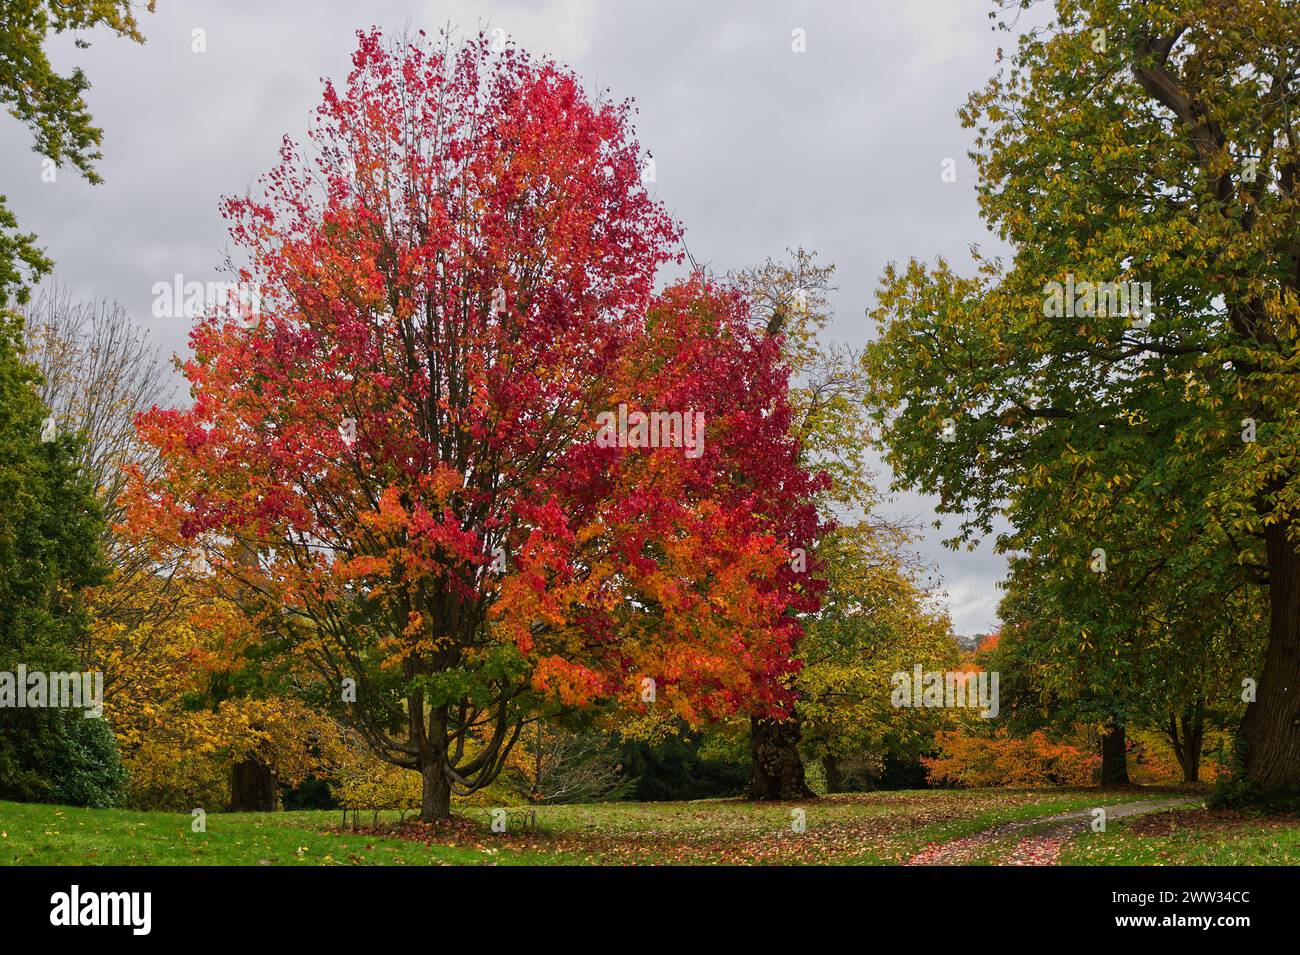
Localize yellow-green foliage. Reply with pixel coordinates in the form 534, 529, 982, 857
799, 522, 959, 766
332, 737, 421, 812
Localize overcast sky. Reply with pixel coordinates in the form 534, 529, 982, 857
0, 0, 1034, 636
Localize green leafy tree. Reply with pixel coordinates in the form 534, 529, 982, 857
0, 0, 155, 304
865, 0, 1300, 795
797, 522, 958, 791
0, 311, 119, 806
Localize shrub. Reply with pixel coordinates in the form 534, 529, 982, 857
619, 733, 749, 800
0, 708, 127, 807
923, 727, 1097, 787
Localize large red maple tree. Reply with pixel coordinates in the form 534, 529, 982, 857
126, 30, 823, 820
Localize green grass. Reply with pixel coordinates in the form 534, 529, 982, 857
0, 788, 1203, 866
1062, 804, 1300, 865
0, 800, 552, 865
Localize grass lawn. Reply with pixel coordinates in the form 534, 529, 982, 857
0, 787, 1221, 866
1062, 805, 1300, 865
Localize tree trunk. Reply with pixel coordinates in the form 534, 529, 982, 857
532, 721, 544, 803
1181, 726, 1202, 784
1167, 705, 1204, 784
1241, 522, 1300, 794
229, 758, 277, 811
748, 716, 814, 800
823, 754, 844, 794
1099, 721, 1129, 786
420, 758, 452, 822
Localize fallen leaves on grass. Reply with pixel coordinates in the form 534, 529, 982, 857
324, 792, 1087, 865
1125, 808, 1298, 837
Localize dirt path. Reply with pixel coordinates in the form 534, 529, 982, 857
905, 797, 1199, 867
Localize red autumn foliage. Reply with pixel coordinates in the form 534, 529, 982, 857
123, 29, 825, 816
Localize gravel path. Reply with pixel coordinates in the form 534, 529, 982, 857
905, 797, 1200, 866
